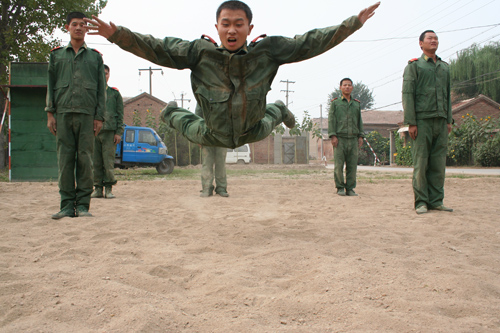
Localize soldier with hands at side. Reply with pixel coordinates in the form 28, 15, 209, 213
328, 78, 364, 197
402, 30, 453, 214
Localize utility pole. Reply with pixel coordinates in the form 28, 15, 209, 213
175, 92, 191, 108
175, 92, 193, 165
280, 79, 295, 107
138, 66, 163, 96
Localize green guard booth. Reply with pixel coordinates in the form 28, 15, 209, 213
7, 62, 57, 181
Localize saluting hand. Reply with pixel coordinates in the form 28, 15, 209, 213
358, 2, 381, 25
84, 15, 117, 39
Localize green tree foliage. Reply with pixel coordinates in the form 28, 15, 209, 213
448, 113, 500, 166
358, 131, 390, 165
327, 81, 375, 110
450, 42, 500, 103
0, 0, 107, 85
274, 111, 323, 139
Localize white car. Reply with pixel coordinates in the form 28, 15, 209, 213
226, 144, 251, 164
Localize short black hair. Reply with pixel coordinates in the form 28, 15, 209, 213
216, 0, 253, 24
419, 30, 435, 42
340, 78, 353, 86
104, 64, 110, 72
66, 12, 86, 25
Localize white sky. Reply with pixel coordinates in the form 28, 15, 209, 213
55, 0, 500, 120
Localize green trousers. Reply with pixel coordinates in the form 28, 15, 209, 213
201, 146, 227, 193
56, 113, 94, 211
93, 130, 117, 187
161, 103, 286, 149
410, 118, 448, 209
334, 137, 359, 190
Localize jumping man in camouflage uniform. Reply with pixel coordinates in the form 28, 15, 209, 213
402, 30, 453, 215
84, 1, 380, 149
328, 78, 364, 197
46, 12, 105, 219
92, 64, 124, 199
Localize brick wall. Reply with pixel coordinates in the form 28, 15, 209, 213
250, 136, 274, 164
453, 99, 500, 126
123, 93, 167, 126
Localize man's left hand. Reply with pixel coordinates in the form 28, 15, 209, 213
358, 137, 364, 148
94, 120, 103, 136
447, 123, 452, 134
358, 2, 380, 24
114, 134, 121, 144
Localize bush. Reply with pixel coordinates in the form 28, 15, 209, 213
358, 131, 390, 165
473, 134, 500, 166
394, 131, 413, 166
447, 114, 500, 166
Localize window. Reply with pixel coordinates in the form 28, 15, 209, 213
125, 130, 135, 143
236, 145, 248, 153
138, 130, 157, 145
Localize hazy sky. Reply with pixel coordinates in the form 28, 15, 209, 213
56, 0, 500, 120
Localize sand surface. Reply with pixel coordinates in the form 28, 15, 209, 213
1, 165, 499, 332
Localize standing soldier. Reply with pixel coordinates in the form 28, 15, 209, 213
92, 64, 124, 199
196, 105, 229, 197
46, 11, 105, 219
402, 30, 453, 214
328, 78, 364, 196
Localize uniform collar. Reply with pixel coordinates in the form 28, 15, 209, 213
341, 95, 351, 101
217, 42, 249, 55
422, 53, 441, 63
65, 41, 87, 52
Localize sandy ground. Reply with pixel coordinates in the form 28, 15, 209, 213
1, 165, 499, 332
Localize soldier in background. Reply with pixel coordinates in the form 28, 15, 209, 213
328, 78, 364, 197
92, 64, 124, 199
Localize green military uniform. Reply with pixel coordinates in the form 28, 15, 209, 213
107, 16, 363, 148
93, 85, 124, 193
402, 54, 452, 209
45, 42, 106, 213
328, 96, 364, 193
195, 106, 228, 197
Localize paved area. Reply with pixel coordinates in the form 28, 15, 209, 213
325, 164, 500, 176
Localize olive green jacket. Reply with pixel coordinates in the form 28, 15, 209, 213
108, 16, 362, 137
45, 42, 105, 121
103, 86, 124, 135
328, 96, 364, 138
402, 53, 452, 125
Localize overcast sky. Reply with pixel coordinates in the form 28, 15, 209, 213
56, 0, 500, 120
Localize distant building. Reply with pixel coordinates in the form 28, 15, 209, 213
123, 92, 168, 126
451, 94, 500, 125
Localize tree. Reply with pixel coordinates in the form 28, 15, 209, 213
0, 0, 107, 85
327, 81, 375, 110
450, 42, 500, 103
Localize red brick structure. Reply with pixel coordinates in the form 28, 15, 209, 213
249, 136, 275, 164
451, 94, 500, 125
122, 92, 167, 126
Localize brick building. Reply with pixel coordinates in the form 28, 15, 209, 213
123, 92, 167, 126
451, 94, 500, 125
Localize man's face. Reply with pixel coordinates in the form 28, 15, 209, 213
215, 9, 253, 52
65, 18, 87, 41
340, 80, 353, 97
419, 32, 439, 53
104, 69, 110, 83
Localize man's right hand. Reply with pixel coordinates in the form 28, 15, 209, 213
47, 112, 57, 136
331, 136, 339, 148
408, 125, 418, 140
84, 15, 117, 39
